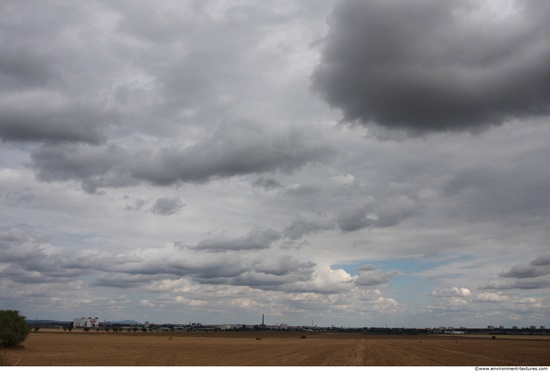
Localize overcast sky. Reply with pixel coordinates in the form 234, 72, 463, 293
1, 0, 549, 328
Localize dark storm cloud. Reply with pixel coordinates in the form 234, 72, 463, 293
151, 197, 184, 215
312, 0, 550, 134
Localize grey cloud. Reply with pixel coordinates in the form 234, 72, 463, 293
0, 228, 28, 243
93, 273, 177, 288
312, 0, 550, 134
30, 113, 336, 192
30, 144, 136, 193
191, 228, 281, 253
442, 163, 550, 220
500, 264, 550, 279
198, 263, 315, 289
108, 249, 316, 291
0, 228, 100, 283
282, 215, 335, 240
151, 197, 184, 215
0, 1, 122, 144
485, 277, 550, 290
500, 255, 550, 279
531, 254, 550, 266
0, 98, 109, 144
354, 265, 398, 287
336, 195, 420, 232
280, 180, 424, 235
252, 177, 283, 190
482, 254, 550, 290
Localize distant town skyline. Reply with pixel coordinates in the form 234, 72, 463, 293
1, 0, 549, 328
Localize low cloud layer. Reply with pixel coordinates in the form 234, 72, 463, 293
312, 0, 550, 134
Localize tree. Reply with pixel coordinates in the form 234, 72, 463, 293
0, 310, 30, 348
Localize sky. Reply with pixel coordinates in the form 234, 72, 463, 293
1, 0, 549, 328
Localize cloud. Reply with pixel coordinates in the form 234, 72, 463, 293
500, 254, 550, 279
150, 197, 184, 215
482, 254, 550, 290
189, 228, 282, 253
336, 195, 421, 231
431, 287, 472, 297
280, 265, 354, 294
0, 227, 105, 284
312, 0, 550, 135
251, 177, 283, 190
30, 105, 336, 192
282, 215, 335, 240
474, 292, 509, 303
0, 91, 109, 144
354, 265, 398, 287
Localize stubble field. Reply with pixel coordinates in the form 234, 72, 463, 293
2, 330, 550, 366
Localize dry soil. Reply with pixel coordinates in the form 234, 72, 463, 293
2, 330, 549, 366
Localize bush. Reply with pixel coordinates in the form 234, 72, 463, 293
0, 310, 30, 348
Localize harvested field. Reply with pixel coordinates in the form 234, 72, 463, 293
2, 331, 549, 366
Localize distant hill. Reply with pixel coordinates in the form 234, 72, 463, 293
26, 319, 71, 325
107, 320, 143, 325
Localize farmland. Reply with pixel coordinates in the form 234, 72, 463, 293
2, 330, 550, 366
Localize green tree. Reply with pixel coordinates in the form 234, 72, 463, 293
0, 310, 30, 348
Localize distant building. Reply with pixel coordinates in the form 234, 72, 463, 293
73, 317, 99, 328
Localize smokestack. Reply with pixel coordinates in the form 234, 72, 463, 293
262, 314, 265, 326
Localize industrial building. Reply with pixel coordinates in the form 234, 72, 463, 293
73, 317, 99, 328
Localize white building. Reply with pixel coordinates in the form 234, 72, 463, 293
73, 317, 100, 328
